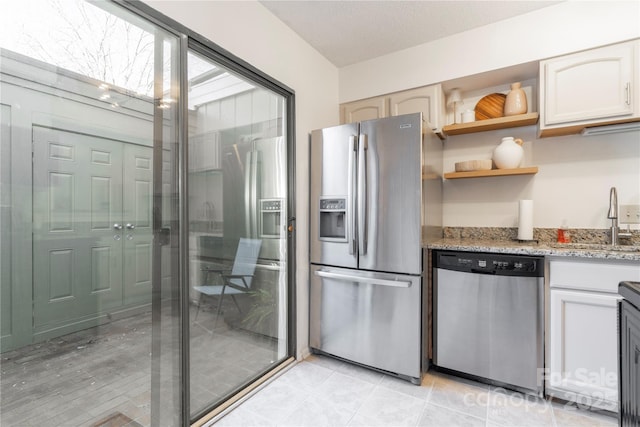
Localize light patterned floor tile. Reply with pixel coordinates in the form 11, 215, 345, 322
348, 385, 426, 427
313, 371, 377, 413
417, 402, 486, 427
276, 360, 334, 394
279, 396, 356, 427
237, 380, 307, 424
426, 372, 489, 419
487, 388, 553, 427
552, 401, 617, 427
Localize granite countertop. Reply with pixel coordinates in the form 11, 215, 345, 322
426, 238, 640, 261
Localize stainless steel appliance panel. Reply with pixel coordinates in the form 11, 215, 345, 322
358, 114, 422, 274
310, 123, 359, 269
618, 281, 640, 426
433, 269, 490, 374
222, 136, 286, 261
434, 252, 544, 394
309, 264, 422, 381
422, 126, 443, 244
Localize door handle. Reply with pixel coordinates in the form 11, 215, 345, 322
126, 223, 135, 230
113, 223, 123, 230
625, 82, 631, 106
315, 270, 410, 288
358, 134, 368, 256
348, 135, 357, 255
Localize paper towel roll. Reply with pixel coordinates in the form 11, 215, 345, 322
518, 200, 534, 241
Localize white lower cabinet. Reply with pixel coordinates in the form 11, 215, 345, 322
548, 257, 640, 412
549, 288, 620, 410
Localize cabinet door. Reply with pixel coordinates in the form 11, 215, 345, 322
388, 85, 444, 133
340, 96, 387, 124
542, 40, 637, 126
549, 289, 621, 411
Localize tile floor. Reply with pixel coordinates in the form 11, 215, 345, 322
213, 354, 618, 427
0, 305, 619, 427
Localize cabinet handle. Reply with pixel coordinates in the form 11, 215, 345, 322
625, 82, 631, 106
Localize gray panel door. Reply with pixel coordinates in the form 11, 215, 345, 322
1, 105, 12, 342
33, 126, 124, 331
123, 144, 153, 305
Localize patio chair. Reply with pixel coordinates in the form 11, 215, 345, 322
193, 238, 262, 328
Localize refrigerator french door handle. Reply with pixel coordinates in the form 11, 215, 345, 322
314, 270, 411, 288
358, 134, 368, 256
348, 135, 357, 255
244, 150, 253, 237
250, 150, 259, 237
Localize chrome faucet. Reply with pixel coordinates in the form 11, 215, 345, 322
608, 187, 632, 245
608, 187, 619, 245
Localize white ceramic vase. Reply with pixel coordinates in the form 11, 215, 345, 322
504, 82, 527, 116
493, 137, 524, 169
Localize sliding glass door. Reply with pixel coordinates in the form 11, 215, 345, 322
186, 46, 291, 419
1, 0, 181, 424
0, 1, 294, 425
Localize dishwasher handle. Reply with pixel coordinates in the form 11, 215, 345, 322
470, 268, 496, 275
315, 270, 411, 288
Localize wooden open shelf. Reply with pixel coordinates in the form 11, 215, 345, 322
442, 112, 539, 136
444, 166, 539, 179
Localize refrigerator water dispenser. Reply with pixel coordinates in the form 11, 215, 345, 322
260, 199, 283, 238
319, 197, 347, 241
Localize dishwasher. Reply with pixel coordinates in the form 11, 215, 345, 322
433, 250, 544, 395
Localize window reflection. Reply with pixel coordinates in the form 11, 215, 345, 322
187, 50, 288, 418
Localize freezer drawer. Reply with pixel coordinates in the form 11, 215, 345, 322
309, 265, 422, 382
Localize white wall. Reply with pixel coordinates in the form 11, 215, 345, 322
443, 127, 640, 229
340, 1, 640, 102
339, 0, 640, 231
142, 0, 339, 359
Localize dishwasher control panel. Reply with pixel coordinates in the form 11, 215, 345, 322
434, 251, 543, 277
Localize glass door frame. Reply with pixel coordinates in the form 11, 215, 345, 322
116, 1, 297, 425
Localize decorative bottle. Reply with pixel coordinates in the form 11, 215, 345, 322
504, 82, 527, 116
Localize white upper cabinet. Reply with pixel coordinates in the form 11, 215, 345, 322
340, 96, 388, 124
340, 84, 445, 138
388, 85, 445, 134
539, 39, 640, 137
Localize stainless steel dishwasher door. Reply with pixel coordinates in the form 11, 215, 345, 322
434, 266, 544, 394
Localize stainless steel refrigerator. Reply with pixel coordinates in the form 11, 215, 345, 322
309, 112, 442, 384
221, 136, 286, 262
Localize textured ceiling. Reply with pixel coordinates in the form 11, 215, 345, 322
260, 1, 563, 67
